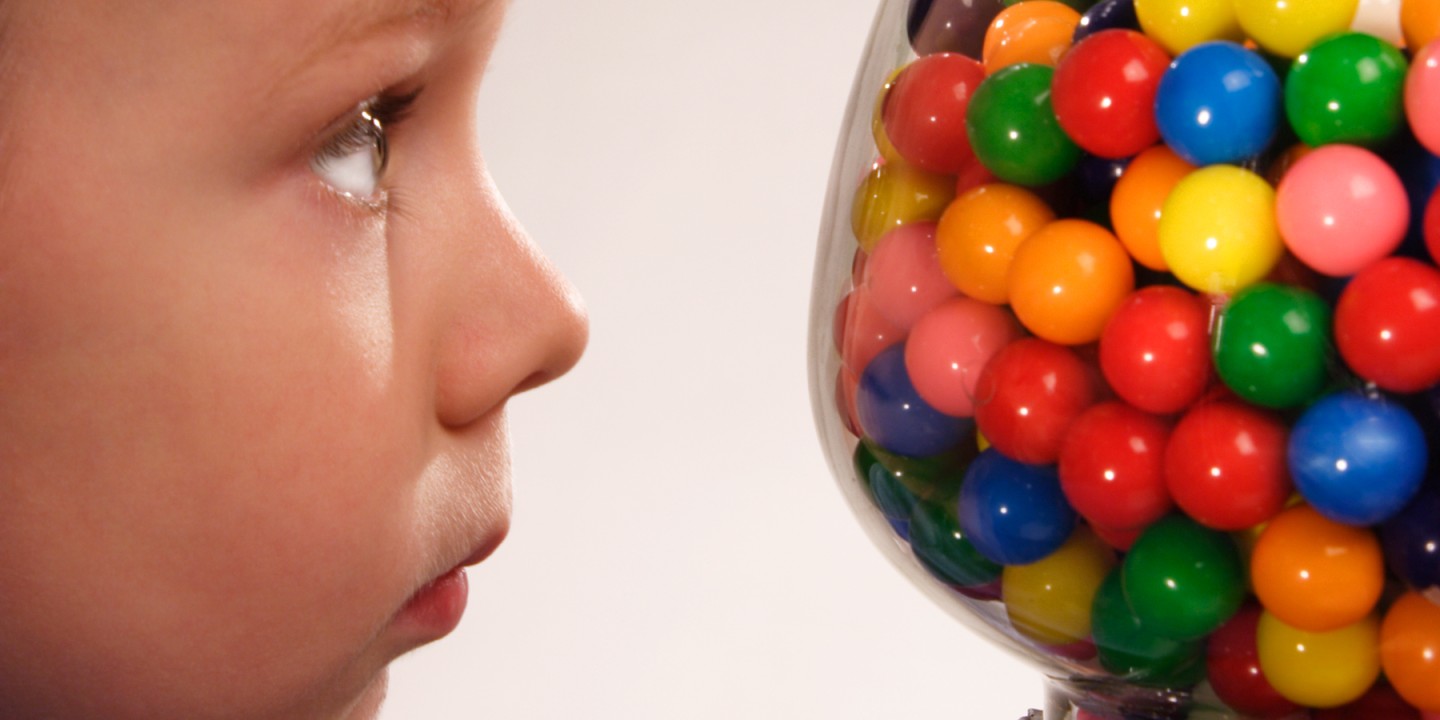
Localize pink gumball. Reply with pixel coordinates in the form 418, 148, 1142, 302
838, 286, 906, 374
904, 297, 1023, 417
1276, 144, 1409, 277
863, 222, 958, 329
1408, 40, 1440, 156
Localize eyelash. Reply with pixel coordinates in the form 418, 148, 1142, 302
311, 88, 424, 202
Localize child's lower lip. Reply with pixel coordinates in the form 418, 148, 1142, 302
395, 566, 468, 638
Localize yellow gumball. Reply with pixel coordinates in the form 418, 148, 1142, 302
1134, 0, 1243, 55
850, 160, 955, 252
1256, 610, 1381, 708
1002, 528, 1116, 647
1235, 0, 1361, 58
872, 68, 904, 164
1157, 165, 1282, 295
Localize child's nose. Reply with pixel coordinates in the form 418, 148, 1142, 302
431, 175, 589, 430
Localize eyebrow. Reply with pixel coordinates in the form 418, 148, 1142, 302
320, 0, 490, 50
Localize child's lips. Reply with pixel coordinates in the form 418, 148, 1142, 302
394, 565, 469, 639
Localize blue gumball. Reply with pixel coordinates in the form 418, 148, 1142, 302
1381, 486, 1440, 591
957, 449, 1076, 565
1154, 42, 1281, 167
1076, 153, 1131, 204
1289, 392, 1429, 526
1073, 0, 1138, 43
856, 344, 971, 458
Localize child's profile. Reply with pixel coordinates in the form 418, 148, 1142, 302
0, 0, 588, 717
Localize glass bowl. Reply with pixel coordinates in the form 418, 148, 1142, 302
808, 0, 1440, 717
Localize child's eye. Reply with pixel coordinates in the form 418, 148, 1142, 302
310, 90, 420, 202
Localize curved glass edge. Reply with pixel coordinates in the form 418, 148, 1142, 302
804, 0, 1078, 682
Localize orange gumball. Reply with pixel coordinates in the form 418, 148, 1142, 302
1381, 591, 1440, 712
1251, 506, 1384, 633
1009, 219, 1135, 345
982, 1, 1082, 74
1110, 145, 1195, 271
935, 183, 1054, 304
1403, 0, 1440, 50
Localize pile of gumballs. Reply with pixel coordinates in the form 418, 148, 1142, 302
828, 0, 1440, 716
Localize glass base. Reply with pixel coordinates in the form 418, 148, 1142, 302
1038, 676, 1300, 720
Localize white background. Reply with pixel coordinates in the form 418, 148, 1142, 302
386, 0, 1036, 716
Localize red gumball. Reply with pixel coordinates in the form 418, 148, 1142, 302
1058, 401, 1173, 531
1051, 30, 1171, 159
1165, 401, 1291, 531
1335, 257, 1440, 393
1208, 603, 1302, 719
974, 338, 1102, 464
883, 53, 987, 174
1099, 286, 1212, 415
1089, 523, 1143, 551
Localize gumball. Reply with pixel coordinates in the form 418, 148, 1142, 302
1285, 32, 1408, 148
863, 223, 958, 330
1276, 144, 1409, 277
1051, 30, 1171, 158
1093, 569, 1208, 687
883, 53, 988, 174
871, 70, 905, 164
837, 286, 905, 374
1289, 392, 1428, 527
1099, 287, 1211, 414
904, 297, 1023, 417
1256, 611, 1381, 708
857, 344, 973, 458
855, 435, 970, 512
1407, 41, 1440, 157
935, 183, 1054, 304
1073, 0, 1140, 43
954, 155, 999, 197
1403, 0, 1440, 50
1133, 0, 1242, 54
1428, 183, 1440, 264
1212, 283, 1332, 409
966, 63, 1082, 186
1313, 684, 1424, 719
973, 338, 1102, 464
1207, 604, 1303, 719
1110, 145, 1195, 271
1091, 523, 1144, 551
1235, 0, 1361, 58
1165, 401, 1291, 531
1059, 401, 1173, 531
957, 449, 1078, 565
1381, 591, 1440, 712
1123, 514, 1246, 640
982, 1, 1082, 73
1381, 486, 1440, 592
851, 160, 956, 252
908, 0, 1008, 57
1251, 506, 1385, 633
1008, 219, 1135, 345
1351, 0, 1403, 45
1334, 257, 1440, 393
855, 442, 923, 537
1158, 165, 1283, 295
909, 498, 1005, 590
1154, 42, 1282, 166
1004, 528, 1117, 646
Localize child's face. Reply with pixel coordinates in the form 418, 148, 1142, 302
0, 1, 586, 718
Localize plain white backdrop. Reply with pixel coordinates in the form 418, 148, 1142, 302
385, 0, 1036, 716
